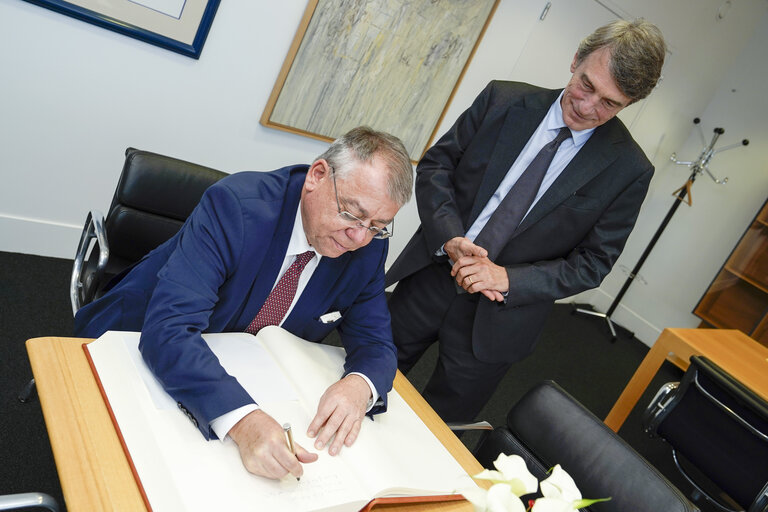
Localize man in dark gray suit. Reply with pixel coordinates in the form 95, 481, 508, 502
385, 19, 667, 421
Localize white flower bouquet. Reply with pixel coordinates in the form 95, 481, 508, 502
459, 453, 610, 512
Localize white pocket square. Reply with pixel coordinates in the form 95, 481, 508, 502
319, 311, 342, 323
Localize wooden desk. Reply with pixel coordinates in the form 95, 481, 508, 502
604, 328, 768, 432
27, 337, 486, 512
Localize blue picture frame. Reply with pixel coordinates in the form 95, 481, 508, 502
22, 0, 220, 59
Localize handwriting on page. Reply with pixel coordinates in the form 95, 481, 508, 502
263, 473, 351, 507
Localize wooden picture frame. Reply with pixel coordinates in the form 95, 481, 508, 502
23, 0, 220, 59
261, 0, 499, 161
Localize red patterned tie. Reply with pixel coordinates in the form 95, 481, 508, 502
245, 250, 315, 334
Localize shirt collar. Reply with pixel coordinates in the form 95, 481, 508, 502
288, 204, 320, 261
547, 91, 594, 148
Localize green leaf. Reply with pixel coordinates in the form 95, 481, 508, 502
573, 497, 611, 508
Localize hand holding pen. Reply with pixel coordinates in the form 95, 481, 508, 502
228, 409, 318, 480
283, 423, 300, 481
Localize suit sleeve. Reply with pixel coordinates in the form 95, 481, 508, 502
338, 242, 397, 414
503, 164, 653, 305
415, 82, 496, 255
139, 182, 255, 440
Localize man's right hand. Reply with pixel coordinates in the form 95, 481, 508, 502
228, 409, 318, 480
443, 236, 488, 262
445, 237, 507, 302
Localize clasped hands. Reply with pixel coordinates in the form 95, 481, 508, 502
228, 374, 371, 480
444, 236, 508, 302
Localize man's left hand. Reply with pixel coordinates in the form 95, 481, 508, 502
451, 255, 509, 302
306, 374, 371, 456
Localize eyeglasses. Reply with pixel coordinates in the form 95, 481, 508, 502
329, 165, 393, 239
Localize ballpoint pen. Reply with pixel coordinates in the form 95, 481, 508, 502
283, 423, 300, 481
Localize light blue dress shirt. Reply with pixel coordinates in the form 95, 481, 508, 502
464, 92, 595, 242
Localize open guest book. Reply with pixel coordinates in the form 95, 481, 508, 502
84, 327, 476, 511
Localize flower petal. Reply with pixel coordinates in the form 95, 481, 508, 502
486, 483, 528, 512
459, 485, 489, 511
474, 469, 507, 482
493, 454, 538, 495
539, 465, 581, 502
530, 497, 576, 512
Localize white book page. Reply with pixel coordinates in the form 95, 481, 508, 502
87, 329, 474, 511
256, 327, 472, 497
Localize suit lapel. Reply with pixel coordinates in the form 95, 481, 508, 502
238, 175, 303, 326
467, 89, 560, 227
513, 118, 624, 237
283, 252, 351, 330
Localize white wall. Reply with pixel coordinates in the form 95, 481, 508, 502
593, 6, 768, 343
1, 0, 766, 345
0, 1, 329, 255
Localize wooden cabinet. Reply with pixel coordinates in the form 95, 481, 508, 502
694, 198, 768, 347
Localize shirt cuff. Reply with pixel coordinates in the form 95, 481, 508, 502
348, 372, 379, 412
210, 403, 259, 441
211, 372, 378, 440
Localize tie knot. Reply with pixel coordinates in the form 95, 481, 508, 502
553, 126, 571, 146
295, 250, 315, 268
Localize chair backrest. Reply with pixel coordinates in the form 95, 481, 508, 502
473, 381, 698, 512
644, 356, 768, 512
76, 148, 227, 308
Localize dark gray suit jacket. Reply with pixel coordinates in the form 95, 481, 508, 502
386, 81, 653, 363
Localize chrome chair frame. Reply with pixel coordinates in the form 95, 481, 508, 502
69, 210, 108, 315
644, 356, 768, 512
0, 492, 59, 511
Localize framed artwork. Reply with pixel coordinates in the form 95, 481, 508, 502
22, 0, 221, 59
261, 0, 499, 161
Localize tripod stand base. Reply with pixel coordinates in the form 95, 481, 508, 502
573, 306, 621, 341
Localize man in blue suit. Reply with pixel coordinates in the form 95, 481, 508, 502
74, 127, 413, 480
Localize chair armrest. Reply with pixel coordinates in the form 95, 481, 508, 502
69, 210, 107, 315
0, 492, 59, 511
749, 481, 768, 512
642, 381, 679, 435
446, 421, 493, 431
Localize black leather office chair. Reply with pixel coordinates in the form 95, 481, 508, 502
19, 148, 227, 403
69, 147, 228, 314
643, 356, 768, 512
472, 381, 698, 512
0, 492, 59, 511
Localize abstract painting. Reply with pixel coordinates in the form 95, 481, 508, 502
262, 0, 498, 160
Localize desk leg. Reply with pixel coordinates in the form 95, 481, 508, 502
604, 336, 669, 432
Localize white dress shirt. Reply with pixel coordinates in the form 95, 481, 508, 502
210, 205, 378, 440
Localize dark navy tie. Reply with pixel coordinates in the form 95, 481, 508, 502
473, 127, 572, 260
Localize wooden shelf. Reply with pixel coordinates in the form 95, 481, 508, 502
758, 208, 768, 226
695, 272, 767, 333
724, 264, 768, 294
694, 198, 768, 348
753, 317, 768, 345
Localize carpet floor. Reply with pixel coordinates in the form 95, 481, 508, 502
0, 251, 722, 511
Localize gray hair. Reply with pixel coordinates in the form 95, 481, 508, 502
316, 126, 413, 207
575, 18, 667, 102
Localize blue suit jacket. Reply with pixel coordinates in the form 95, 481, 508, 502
74, 165, 396, 439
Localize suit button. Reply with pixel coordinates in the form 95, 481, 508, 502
177, 402, 198, 427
